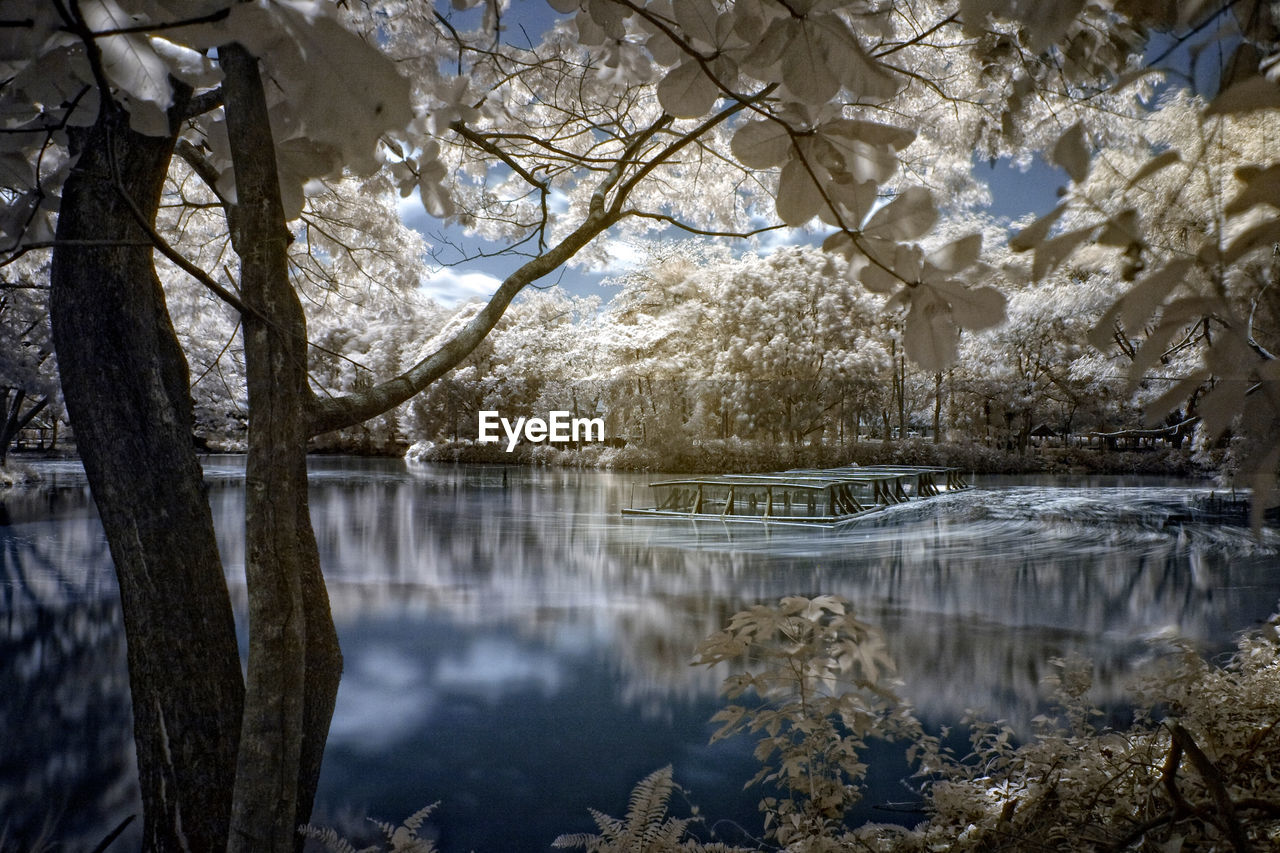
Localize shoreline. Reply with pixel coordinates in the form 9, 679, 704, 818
401, 437, 1220, 478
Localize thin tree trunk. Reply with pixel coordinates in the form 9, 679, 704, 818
50, 92, 244, 851
933, 371, 942, 444
221, 43, 341, 853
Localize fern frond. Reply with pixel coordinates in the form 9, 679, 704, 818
402, 802, 439, 834
624, 764, 675, 841
588, 807, 625, 840
369, 818, 397, 840
297, 824, 360, 853
551, 832, 604, 851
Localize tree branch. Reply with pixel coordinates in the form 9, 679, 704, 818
111, 169, 253, 317
620, 210, 789, 239
1171, 723, 1253, 853
183, 86, 225, 120
78, 6, 230, 38
306, 206, 622, 436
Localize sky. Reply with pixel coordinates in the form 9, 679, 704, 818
402, 156, 1069, 306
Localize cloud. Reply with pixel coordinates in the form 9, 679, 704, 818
755, 225, 810, 253
421, 267, 503, 305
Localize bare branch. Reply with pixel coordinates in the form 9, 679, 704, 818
621, 210, 789, 239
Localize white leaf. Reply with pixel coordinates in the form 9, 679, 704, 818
1051, 121, 1089, 184
1032, 226, 1093, 279
863, 186, 936, 242
820, 134, 897, 184
121, 95, 171, 137
673, 0, 719, 49
1226, 164, 1280, 216
775, 157, 825, 226
657, 59, 718, 118
930, 280, 1006, 330
904, 295, 959, 371
1205, 75, 1280, 115
149, 36, 220, 89
1143, 370, 1210, 427
1126, 150, 1181, 189
1097, 209, 1140, 247
183, 3, 413, 177
546, 0, 580, 13
779, 18, 838, 104
818, 14, 901, 102
583, 0, 627, 39
730, 119, 792, 169
926, 233, 982, 273
958, 0, 1008, 34
826, 178, 880, 227
1115, 258, 1192, 332
1198, 375, 1249, 439
859, 238, 923, 286
1224, 218, 1280, 263
823, 119, 915, 151
82, 0, 173, 110
1009, 203, 1066, 252
1023, 0, 1085, 52
858, 260, 899, 294
420, 175, 454, 219
1127, 318, 1185, 389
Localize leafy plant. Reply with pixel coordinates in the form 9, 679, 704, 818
692, 595, 921, 845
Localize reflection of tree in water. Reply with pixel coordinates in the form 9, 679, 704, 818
212, 466, 1278, 731
0, 602, 136, 849
1, 482, 137, 849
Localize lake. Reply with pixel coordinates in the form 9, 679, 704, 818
2, 457, 1277, 851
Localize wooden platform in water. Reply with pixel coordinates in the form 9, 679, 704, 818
621, 465, 969, 527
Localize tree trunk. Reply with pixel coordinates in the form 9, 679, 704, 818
49, 95, 244, 851
220, 44, 342, 853
932, 372, 942, 444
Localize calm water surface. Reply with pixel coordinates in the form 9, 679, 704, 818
2, 457, 1277, 850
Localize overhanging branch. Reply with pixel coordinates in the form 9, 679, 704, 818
306, 206, 622, 436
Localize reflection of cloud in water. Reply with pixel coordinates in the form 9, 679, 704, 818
329, 644, 437, 752
436, 638, 564, 697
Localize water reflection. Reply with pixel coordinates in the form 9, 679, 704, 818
1, 459, 1277, 851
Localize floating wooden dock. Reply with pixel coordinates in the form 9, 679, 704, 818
622, 465, 969, 527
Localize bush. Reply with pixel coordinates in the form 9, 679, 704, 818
578, 597, 1280, 852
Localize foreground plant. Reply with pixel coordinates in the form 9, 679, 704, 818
579, 597, 1280, 852
690, 596, 922, 846
552, 765, 751, 853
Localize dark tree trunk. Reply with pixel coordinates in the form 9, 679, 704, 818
49, 96, 244, 851
1, 388, 48, 465
220, 44, 341, 853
